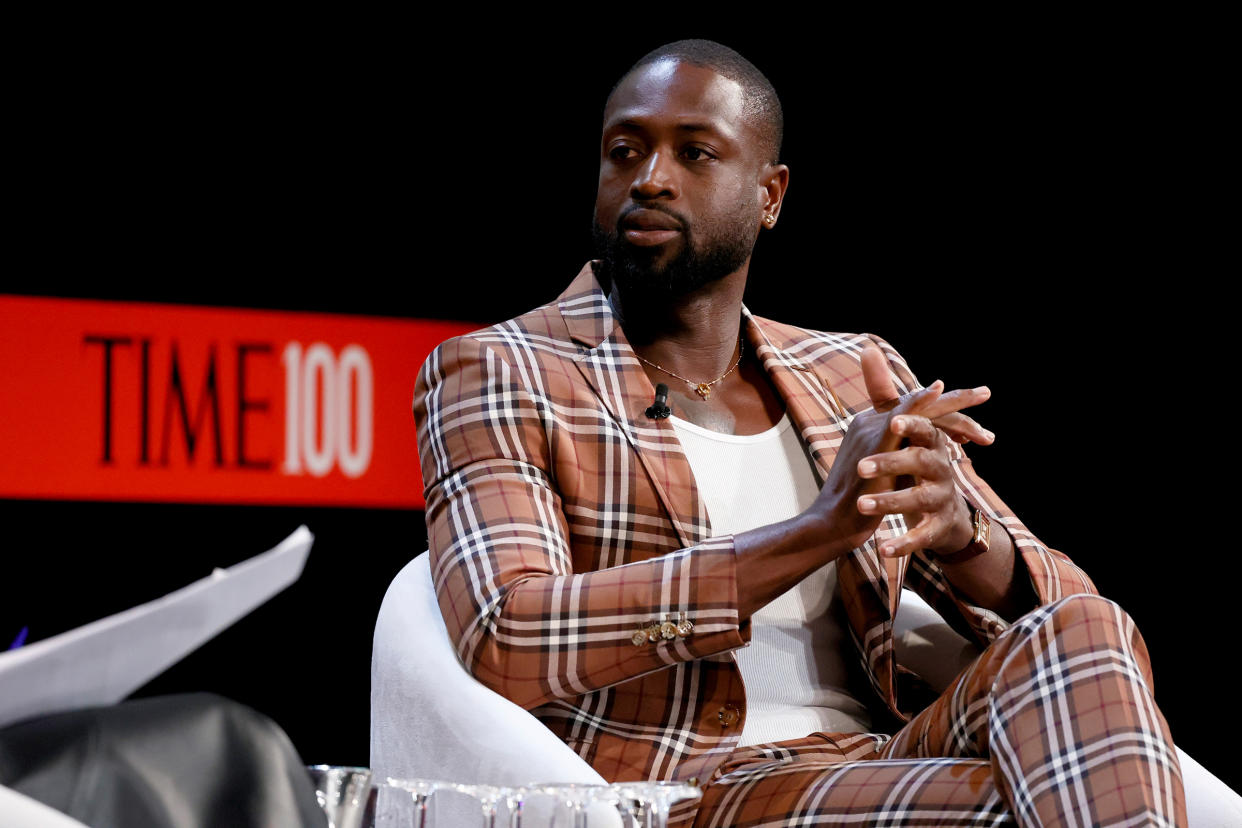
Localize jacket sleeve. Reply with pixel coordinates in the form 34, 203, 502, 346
867, 334, 1099, 646
414, 334, 749, 710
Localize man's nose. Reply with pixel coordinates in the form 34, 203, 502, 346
630, 150, 678, 201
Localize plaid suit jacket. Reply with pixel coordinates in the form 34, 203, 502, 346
414, 262, 1097, 784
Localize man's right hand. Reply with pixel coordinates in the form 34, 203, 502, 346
733, 344, 991, 620
804, 344, 992, 558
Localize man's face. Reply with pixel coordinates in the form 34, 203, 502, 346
593, 59, 769, 296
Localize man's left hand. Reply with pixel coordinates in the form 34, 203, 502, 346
855, 413, 974, 558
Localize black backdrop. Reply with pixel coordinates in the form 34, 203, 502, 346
6, 17, 1235, 792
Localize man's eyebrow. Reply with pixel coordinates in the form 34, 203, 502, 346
605, 117, 730, 133
674, 123, 723, 135
604, 118, 735, 142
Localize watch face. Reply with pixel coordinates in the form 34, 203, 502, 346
974, 511, 991, 547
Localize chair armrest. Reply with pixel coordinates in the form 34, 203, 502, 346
370, 554, 604, 787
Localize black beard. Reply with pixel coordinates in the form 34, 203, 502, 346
591, 218, 753, 298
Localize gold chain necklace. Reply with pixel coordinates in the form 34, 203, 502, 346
634, 336, 744, 400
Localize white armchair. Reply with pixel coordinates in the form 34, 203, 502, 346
371, 553, 605, 825
372, 553, 1241, 827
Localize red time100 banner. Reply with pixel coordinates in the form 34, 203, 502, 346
0, 296, 476, 508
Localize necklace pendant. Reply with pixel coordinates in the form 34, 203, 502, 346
695, 382, 712, 399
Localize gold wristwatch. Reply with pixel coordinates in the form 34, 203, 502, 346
935, 507, 991, 565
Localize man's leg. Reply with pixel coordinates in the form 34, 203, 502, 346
685, 736, 1012, 828
881, 594, 1185, 827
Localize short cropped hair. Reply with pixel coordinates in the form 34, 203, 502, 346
610, 39, 784, 164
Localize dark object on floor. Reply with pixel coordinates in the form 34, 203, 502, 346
0, 693, 325, 828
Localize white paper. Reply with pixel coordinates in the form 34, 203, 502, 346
0, 526, 313, 730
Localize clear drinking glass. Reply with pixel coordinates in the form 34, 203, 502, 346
534, 783, 623, 828
374, 777, 700, 827
503, 786, 526, 828
306, 765, 374, 828
385, 777, 443, 828
371, 782, 412, 827
452, 783, 507, 828
613, 781, 701, 828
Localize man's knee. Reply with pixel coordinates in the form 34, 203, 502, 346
1007, 593, 1151, 670
1043, 592, 1129, 623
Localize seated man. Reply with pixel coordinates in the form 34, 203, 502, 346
414, 40, 1185, 826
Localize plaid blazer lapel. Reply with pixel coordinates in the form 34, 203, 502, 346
558, 265, 711, 550
744, 309, 898, 602
742, 309, 842, 482
745, 311, 907, 709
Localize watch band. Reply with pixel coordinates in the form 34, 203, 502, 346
935, 507, 991, 565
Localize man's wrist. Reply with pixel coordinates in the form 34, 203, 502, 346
930, 499, 977, 559
932, 503, 989, 565
795, 510, 852, 562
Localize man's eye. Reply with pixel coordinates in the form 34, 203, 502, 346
681, 147, 715, 162
609, 146, 639, 161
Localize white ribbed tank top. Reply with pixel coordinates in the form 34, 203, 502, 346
669, 412, 872, 746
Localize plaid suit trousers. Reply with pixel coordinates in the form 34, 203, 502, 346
681, 594, 1185, 828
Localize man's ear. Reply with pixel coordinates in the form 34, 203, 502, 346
759, 163, 790, 228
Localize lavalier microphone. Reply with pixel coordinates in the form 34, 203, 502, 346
646, 383, 672, 419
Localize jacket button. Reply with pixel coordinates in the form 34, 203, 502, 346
717, 704, 739, 728
631, 630, 647, 646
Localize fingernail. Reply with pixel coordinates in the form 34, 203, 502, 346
985, 430, 995, 441
974, 386, 990, 395
892, 417, 907, 434
859, 497, 875, 512
881, 544, 896, 557
930, 379, 944, 391
859, 460, 877, 475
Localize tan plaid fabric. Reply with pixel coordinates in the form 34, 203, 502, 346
683, 594, 1184, 826
414, 262, 1104, 789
